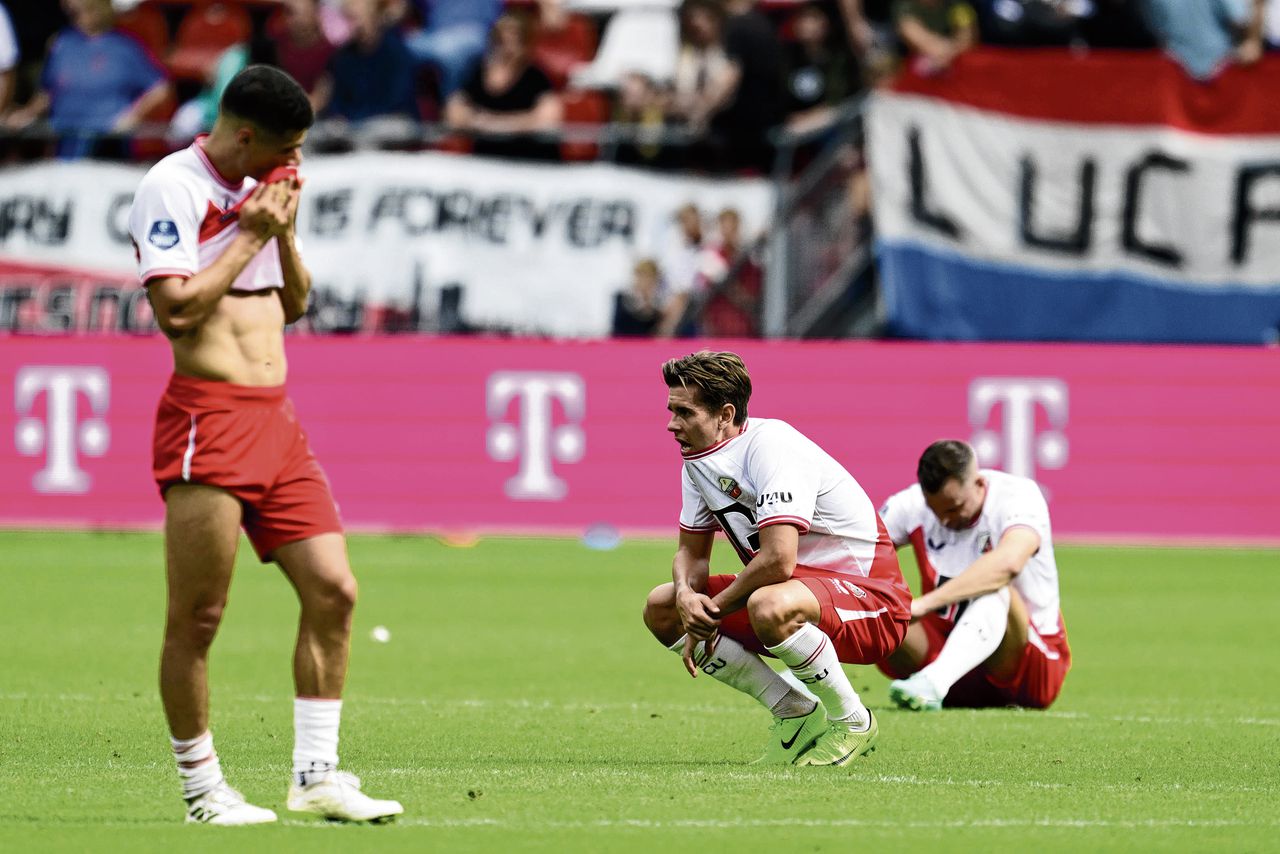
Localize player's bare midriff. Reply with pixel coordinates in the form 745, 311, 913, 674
165, 289, 289, 386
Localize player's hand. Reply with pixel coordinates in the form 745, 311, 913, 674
676, 590, 721, 639
680, 631, 720, 678
239, 181, 293, 240
909, 598, 931, 621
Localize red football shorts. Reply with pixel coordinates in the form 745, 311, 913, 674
153, 373, 343, 561
707, 566, 912, 665
876, 611, 1072, 709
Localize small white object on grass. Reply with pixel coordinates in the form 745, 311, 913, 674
370, 625, 391, 643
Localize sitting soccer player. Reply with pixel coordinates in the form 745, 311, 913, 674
643, 351, 912, 765
878, 440, 1071, 710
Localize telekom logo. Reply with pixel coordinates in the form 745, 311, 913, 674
14, 366, 110, 494
968, 378, 1068, 480
485, 371, 586, 500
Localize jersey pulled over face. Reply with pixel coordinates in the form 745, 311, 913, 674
128, 139, 286, 292
678, 417, 887, 578
880, 469, 1063, 637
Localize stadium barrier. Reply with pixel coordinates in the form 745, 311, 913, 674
870, 50, 1280, 344
2, 337, 1276, 544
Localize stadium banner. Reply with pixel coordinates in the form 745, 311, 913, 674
2, 337, 1277, 544
0, 153, 772, 336
868, 50, 1280, 344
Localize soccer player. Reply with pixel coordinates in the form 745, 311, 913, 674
877, 440, 1071, 710
642, 351, 912, 765
127, 66, 402, 825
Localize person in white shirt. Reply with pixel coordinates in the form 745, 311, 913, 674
877, 440, 1072, 710
643, 350, 913, 765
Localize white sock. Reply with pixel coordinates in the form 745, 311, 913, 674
293, 697, 342, 784
919, 587, 1011, 696
171, 731, 224, 801
668, 634, 815, 718
767, 623, 868, 729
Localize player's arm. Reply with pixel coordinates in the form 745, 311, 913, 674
707, 523, 798, 618
909, 526, 1039, 617
147, 183, 286, 334
276, 178, 311, 324
672, 528, 717, 639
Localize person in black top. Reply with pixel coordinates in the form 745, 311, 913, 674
783, 2, 858, 132
717, 0, 785, 172
612, 258, 665, 337
444, 11, 564, 160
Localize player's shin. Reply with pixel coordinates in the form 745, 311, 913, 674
668, 634, 814, 717
766, 623, 869, 729
919, 587, 1010, 696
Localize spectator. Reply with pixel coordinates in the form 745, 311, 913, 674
894, 0, 979, 75
4, 0, 66, 112
612, 258, 666, 337
0, 3, 15, 119
532, 0, 599, 89
612, 70, 670, 168
783, 2, 858, 132
658, 202, 706, 335
1140, 0, 1264, 80
670, 0, 732, 135
168, 34, 278, 144
718, 0, 786, 171
403, 0, 502, 98
698, 207, 763, 338
3, 0, 172, 159
312, 0, 419, 148
444, 11, 563, 161
270, 0, 337, 101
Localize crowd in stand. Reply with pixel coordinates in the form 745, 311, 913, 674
0, 0, 1275, 338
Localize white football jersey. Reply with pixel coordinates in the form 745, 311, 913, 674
128, 139, 286, 292
679, 418, 884, 577
880, 469, 1063, 637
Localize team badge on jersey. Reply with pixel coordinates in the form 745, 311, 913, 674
148, 220, 180, 249
718, 477, 742, 499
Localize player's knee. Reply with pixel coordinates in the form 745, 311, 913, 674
746, 586, 798, 632
642, 583, 674, 628
325, 574, 359, 617
168, 600, 226, 650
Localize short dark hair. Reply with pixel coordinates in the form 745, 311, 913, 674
220, 65, 313, 136
917, 440, 975, 494
661, 350, 751, 426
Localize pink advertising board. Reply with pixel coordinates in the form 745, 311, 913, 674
1, 337, 1277, 543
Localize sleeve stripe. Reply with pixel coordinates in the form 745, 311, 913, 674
759, 515, 811, 533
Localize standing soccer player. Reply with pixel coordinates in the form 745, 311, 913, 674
643, 351, 912, 765
128, 65, 402, 825
877, 440, 1071, 710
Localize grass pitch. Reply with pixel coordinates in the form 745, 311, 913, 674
0, 531, 1276, 853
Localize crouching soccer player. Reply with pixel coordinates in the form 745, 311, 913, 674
878, 440, 1072, 710
643, 351, 912, 765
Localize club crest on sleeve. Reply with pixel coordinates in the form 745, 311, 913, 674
148, 220, 179, 249
718, 477, 742, 499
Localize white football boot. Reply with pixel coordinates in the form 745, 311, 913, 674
287, 770, 404, 823
185, 781, 278, 825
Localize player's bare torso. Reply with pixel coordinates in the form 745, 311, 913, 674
159, 289, 288, 386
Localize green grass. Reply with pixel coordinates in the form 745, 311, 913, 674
1, 531, 1277, 852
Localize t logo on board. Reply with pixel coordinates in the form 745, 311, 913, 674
486, 371, 585, 500
14, 366, 110, 494
968, 378, 1067, 482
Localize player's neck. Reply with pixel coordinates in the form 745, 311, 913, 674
198, 133, 248, 185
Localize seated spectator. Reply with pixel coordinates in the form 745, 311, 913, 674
312, 0, 420, 149
657, 202, 705, 335
697, 207, 763, 338
444, 11, 563, 161
0, 3, 15, 120
4, 0, 171, 159
612, 258, 665, 337
1140, 0, 1263, 80
403, 0, 502, 98
783, 2, 858, 132
894, 0, 978, 75
532, 0, 599, 89
270, 0, 337, 101
670, 0, 732, 134
612, 71, 671, 167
